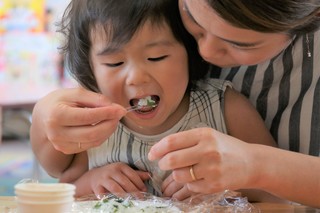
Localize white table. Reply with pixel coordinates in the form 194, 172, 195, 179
0, 196, 319, 212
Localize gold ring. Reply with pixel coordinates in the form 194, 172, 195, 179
78, 142, 82, 149
190, 165, 197, 181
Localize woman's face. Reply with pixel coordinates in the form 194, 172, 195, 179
179, 0, 292, 67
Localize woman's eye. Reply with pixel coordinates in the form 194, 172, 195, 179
230, 44, 246, 50
104, 62, 123, 67
148, 55, 168, 61
229, 43, 257, 51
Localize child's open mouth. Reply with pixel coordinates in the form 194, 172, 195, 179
129, 95, 159, 113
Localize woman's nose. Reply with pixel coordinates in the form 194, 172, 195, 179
125, 65, 151, 86
197, 34, 227, 61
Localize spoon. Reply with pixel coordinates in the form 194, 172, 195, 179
126, 103, 157, 112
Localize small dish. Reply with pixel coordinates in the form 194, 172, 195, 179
15, 183, 76, 213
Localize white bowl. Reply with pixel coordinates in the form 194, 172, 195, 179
16, 200, 73, 213
15, 183, 75, 213
15, 183, 75, 193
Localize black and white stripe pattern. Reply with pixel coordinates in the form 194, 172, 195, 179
212, 31, 320, 156
88, 79, 231, 195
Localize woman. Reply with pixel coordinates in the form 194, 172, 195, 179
149, 0, 320, 208
30, 0, 320, 208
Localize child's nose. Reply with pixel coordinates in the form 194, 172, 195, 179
125, 65, 151, 86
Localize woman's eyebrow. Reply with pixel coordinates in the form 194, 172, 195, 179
182, 0, 201, 27
183, 0, 261, 48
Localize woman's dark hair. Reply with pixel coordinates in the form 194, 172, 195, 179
59, 0, 208, 92
206, 0, 320, 36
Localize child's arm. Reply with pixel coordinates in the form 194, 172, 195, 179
59, 152, 89, 184
223, 87, 283, 202
223, 87, 276, 147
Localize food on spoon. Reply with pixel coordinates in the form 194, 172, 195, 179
137, 96, 157, 107
126, 96, 158, 112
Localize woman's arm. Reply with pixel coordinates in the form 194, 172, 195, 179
148, 88, 320, 208
30, 87, 126, 178
223, 88, 320, 207
250, 144, 320, 207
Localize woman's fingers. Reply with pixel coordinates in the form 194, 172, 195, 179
36, 88, 127, 153
49, 116, 121, 153
50, 104, 126, 127
148, 129, 200, 161
162, 175, 196, 200
150, 128, 220, 171
171, 165, 202, 183
148, 128, 252, 195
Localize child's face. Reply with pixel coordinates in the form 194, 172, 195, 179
90, 21, 189, 135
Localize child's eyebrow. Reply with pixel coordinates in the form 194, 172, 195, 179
145, 40, 174, 48
96, 40, 174, 56
97, 46, 120, 56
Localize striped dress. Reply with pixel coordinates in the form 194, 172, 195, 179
88, 79, 231, 196
211, 30, 320, 156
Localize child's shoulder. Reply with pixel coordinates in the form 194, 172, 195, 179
195, 78, 233, 92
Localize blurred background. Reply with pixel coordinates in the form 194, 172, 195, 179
0, 0, 72, 195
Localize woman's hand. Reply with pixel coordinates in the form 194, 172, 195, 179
148, 127, 257, 194
162, 173, 196, 201
31, 87, 127, 155
30, 87, 127, 178
74, 162, 150, 197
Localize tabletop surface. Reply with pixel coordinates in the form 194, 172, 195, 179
1, 196, 319, 212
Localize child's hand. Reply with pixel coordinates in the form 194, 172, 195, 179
31, 87, 127, 154
162, 173, 196, 201
87, 162, 150, 196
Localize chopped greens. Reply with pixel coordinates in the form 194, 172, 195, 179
93, 202, 102, 209
137, 96, 156, 107
89, 196, 180, 212
147, 98, 156, 107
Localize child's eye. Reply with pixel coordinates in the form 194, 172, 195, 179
104, 62, 124, 67
148, 55, 168, 61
